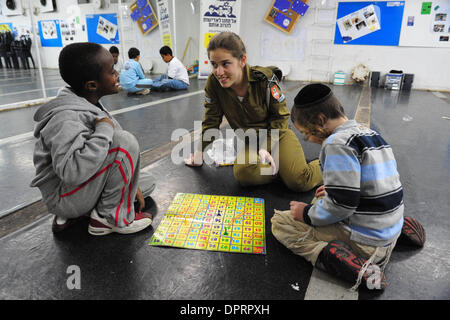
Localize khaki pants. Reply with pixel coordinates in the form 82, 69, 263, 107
233, 129, 323, 192
271, 209, 396, 266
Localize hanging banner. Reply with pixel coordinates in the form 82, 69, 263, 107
156, 0, 172, 48
198, 0, 242, 79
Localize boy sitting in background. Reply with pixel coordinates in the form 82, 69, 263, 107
271, 83, 425, 291
109, 45, 123, 73
119, 47, 153, 95
30, 42, 156, 235
150, 45, 189, 92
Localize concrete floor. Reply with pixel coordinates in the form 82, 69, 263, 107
0, 68, 449, 301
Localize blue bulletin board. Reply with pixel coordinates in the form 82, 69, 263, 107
334, 1, 405, 46
85, 13, 119, 44
38, 20, 63, 47
129, 0, 158, 35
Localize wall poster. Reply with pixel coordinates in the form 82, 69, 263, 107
198, 0, 242, 79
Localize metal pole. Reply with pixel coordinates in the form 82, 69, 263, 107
172, 0, 177, 55
28, 0, 47, 99
117, 0, 126, 62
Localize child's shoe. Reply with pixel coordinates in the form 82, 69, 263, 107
397, 216, 426, 247
135, 88, 150, 95
52, 215, 88, 233
88, 208, 152, 236
315, 240, 387, 290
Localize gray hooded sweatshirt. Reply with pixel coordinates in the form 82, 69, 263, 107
30, 87, 120, 209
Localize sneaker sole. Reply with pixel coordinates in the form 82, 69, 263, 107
88, 219, 152, 236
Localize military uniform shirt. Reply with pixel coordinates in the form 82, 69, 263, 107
201, 64, 290, 151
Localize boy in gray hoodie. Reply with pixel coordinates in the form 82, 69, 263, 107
30, 42, 156, 235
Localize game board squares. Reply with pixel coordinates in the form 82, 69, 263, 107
149, 193, 266, 255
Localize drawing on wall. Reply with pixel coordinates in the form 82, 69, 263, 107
431, 8, 450, 34
41, 20, 58, 39
96, 16, 118, 41
129, 0, 159, 35
86, 14, 119, 44
38, 20, 63, 47
264, 0, 310, 34
336, 4, 380, 43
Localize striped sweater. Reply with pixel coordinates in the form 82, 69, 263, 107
303, 120, 404, 247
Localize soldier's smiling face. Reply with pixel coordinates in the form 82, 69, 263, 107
209, 48, 246, 89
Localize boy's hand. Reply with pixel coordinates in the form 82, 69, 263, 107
95, 117, 114, 128
290, 201, 308, 223
135, 188, 145, 212
315, 185, 326, 198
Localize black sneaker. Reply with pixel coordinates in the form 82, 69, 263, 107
397, 216, 426, 247
134, 196, 155, 213
316, 240, 387, 290
52, 215, 88, 233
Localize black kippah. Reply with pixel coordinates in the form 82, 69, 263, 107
294, 83, 333, 108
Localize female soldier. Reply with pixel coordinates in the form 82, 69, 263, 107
185, 32, 322, 192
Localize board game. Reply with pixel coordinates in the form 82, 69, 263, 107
149, 193, 266, 254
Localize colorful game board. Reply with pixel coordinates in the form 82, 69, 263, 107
149, 193, 266, 254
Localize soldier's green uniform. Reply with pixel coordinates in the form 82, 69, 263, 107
201, 64, 322, 192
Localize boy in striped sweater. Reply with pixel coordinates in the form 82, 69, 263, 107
271, 83, 424, 291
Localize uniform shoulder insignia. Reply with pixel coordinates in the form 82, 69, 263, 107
269, 82, 285, 102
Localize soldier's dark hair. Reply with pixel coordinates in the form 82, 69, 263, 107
159, 45, 172, 56
59, 42, 105, 94
128, 47, 140, 59
207, 32, 246, 59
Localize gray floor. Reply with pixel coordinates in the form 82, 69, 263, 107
0, 67, 449, 300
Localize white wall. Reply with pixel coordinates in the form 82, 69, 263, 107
239, 0, 449, 91
1, 0, 448, 90
0, 0, 165, 73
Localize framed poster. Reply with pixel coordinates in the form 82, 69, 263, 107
38, 20, 63, 47
86, 13, 119, 44
264, 0, 310, 34
129, 0, 159, 35
334, 1, 405, 46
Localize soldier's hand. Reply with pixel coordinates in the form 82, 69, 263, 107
259, 148, 277, 175
184, 151, 203, 167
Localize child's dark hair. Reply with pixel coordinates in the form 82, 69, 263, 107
59, 42, 105, 93
207, 32, 246, 60
128, 47, 140, 59
109, 46, 119, 54
291, 83, 346, 140
159, 46, 172, 56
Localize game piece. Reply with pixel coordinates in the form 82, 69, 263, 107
149, 193, 266, 254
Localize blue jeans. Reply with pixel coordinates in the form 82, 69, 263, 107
129, 79, 154, 93
151, 74, 188, 91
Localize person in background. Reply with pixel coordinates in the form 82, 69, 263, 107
150, 46, 189, 92
119, 47, 153, 95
